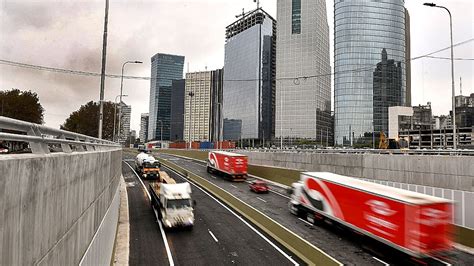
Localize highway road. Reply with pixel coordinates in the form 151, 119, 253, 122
122, 155, 302, 265
155, 152, 474, 266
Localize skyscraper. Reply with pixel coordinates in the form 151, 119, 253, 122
223, 8, 276, 143
275, 0, 332, 144
148, 53, 185, 141
373, 49, 403, 134
119, 101, 131, 144
334, 0, 407, 145
139, 113, 149, 143
184, 69, 223, 142
170, 79, 185, 141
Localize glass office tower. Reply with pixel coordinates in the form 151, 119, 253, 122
275, 0, 332, 144
148, 53, 185, 141
223, 8, 276, 142
334, 0, 406, 145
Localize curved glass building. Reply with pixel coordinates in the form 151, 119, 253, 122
334, 0, 407, 145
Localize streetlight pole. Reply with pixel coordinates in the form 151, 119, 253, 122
158, 120, 163, 144
113, 94, 128, 142
423, 3, 456, 150
117, 60, 142, 144
188, 91, 195, 149
98, 0, 109, 139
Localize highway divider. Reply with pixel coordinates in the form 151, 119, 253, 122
157, 157, 342, 266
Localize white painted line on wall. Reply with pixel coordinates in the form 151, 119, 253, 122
257, 197, 267, 203
462, 192, 466, 227
208, 230, 219, 242
298, 218, 313, 227
163, 166, 301, 266
123, 161, 174, 266
372, 256, 389, 265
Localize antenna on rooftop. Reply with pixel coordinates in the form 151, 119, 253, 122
460, 77, 462, 95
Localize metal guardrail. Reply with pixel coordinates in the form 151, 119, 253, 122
0, 116, 119, 154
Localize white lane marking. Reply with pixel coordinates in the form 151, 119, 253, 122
230, 184, 237, 189
298, 218, 313, 227
123, 161, 174, 266
163, 166, 300, 266
210, 175, 217, 179
208, 229, 219, 242
372, 256, 389, 265
257, 197, 267, 203
429, 256, 451, 266
269, 189, 291, 200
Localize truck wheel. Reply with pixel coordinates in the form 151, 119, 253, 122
289, 203, 300, 216
306, 213, 315, 224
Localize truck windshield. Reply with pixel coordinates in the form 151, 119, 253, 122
167, 199, 191, 209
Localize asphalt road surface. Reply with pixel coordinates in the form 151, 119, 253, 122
155, 152, 474, 266
122, 156, 301, 265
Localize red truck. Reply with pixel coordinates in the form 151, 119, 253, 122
206, 151, 248, 181
289, 172, 453, 258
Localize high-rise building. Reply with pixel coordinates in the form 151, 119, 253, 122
334, 0, 407, 145
184, 69, 223, 142
170, 79, 185, 141
139, 113, 149, 143
405, 8, 411, 106
148, 53, 185, 141
373, 48, 403, 134
119, 101, 131, 144
275, 0, 332, 144
223, 8, 276, 142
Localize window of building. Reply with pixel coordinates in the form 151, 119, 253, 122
292, 0, 301, 34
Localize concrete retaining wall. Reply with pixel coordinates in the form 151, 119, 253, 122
0, 149, 121, 265
240, 151, 474, 192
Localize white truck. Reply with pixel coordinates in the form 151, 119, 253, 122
135, 152, 161, 179
149, 176, 195, 229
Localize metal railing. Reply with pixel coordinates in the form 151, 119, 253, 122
0, 116, 120, 154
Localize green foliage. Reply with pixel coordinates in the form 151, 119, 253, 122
0, 89, 44, 124
61, 101, 117, 140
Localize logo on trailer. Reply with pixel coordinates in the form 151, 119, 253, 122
365, 200, 397, 216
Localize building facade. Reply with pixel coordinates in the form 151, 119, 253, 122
148, 53, 185, 141
275, 0, 332, 145
119, 101, 131, 145
373, 48, 403, 134
184, 69, 223, 142
170, 79, 185, 141
139, 113, 149, 143
334, 0, 407, 145
223, 8, 276, 142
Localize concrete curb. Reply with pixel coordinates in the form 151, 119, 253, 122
113, 176, 130, 265
157, 157, 342, 266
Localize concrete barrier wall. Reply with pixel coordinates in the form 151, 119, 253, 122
240, 151, 474, 193
0, 149, 121, 265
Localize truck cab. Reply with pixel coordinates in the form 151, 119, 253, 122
157, 183, 195, 229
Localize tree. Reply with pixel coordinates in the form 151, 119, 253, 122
0, 89, 44, 124
61, 101, 118, 140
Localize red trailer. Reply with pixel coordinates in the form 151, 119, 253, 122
289, 172, 453, 258
206, 151, 248, 181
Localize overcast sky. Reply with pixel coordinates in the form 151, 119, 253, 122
0, 0, 472, 134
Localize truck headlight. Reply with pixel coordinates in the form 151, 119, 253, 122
143, 174, 147, 177
164, 219, 172, 227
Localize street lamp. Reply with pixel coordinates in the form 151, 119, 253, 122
113, 94, 128, 142
117, 60, 142, 144
423, 3, 456, 150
